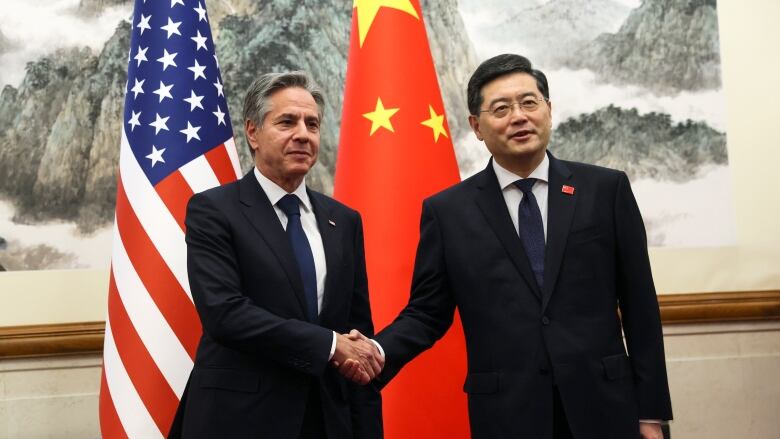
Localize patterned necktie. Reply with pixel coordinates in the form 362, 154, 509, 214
277, 194, 318, 321
514, 178, 545, 289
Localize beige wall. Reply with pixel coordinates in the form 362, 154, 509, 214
0, 270, 107, 326
664, 321, 780, 437
0, 355, 101, 439
2, 321, 778, 438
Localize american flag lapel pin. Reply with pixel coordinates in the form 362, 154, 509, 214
328, 219, 336, 227
561, 185, 575, 195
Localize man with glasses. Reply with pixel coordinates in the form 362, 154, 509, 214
351, 54, 673, 438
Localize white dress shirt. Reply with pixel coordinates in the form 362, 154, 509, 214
253, 167, 337, 358
492, 154, 550, 240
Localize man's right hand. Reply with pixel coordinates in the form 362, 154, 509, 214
331, 333, 383, 385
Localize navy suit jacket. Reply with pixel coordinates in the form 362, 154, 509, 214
169, 172, 382, 438
375, 153, 672, 438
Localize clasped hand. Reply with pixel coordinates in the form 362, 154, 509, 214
330, 329, 384, 385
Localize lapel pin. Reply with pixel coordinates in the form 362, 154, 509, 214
328, 219, 336, 227
561, 185, 575, 195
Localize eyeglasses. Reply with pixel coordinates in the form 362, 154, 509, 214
480, 96, 548, 118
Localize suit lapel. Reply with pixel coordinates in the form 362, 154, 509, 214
308, 190, 341, 325
542, 153, 577, 311
237, 173, 310, 320
475, 162, 542, 300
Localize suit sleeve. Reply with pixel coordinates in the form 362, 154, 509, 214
185, 193, 333, 376
374, 199, 457, 386
613, 172, 673, 420
345, 213, 384, 439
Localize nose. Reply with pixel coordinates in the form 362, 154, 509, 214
291, 120, 310, 142
508, 104, 529, 124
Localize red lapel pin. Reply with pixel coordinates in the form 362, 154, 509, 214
561, 185, 575, 195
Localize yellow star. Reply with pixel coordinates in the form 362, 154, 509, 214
420, 105, 448, 142
363, 97, 400, 135
353, 0, 419, 47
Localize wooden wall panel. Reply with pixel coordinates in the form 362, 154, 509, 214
1, 291, 778, 358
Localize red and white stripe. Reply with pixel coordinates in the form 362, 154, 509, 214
100, 129, 241, 437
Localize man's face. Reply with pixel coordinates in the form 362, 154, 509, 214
469, 72, 552, 173
246, 87, 320, 189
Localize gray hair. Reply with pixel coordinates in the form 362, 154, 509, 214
242, 71, 325, 154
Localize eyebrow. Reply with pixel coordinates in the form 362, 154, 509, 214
274, 112, 297, 120
486, 91, 539, 107
273, 112, 320, 123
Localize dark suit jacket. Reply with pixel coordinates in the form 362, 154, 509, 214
375, 153, 672, 439
170, 172, 382, 439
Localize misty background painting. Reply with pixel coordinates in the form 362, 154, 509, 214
0, 0, 734, 271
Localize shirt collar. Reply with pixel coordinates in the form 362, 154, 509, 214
253, 166, 312, 213
492, 153, 550, 190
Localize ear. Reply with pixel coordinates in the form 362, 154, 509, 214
468, 114, 483, 141
546, 100, 553, 127
245, 119, 260, 153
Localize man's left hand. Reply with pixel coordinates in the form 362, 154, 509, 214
639, 422, 664, 439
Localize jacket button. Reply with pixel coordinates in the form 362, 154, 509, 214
542, 316, 550, 325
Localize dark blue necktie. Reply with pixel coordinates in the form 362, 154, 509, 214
277, 194, 318, 321
514, 178, 545, 289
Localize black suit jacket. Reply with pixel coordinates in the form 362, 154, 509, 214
170, 172, 382, 439
375, 153, 672, 439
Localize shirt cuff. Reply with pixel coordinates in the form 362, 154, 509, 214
640, 419, 668, 424
328, 331, 337, 361
370, 339, 385, 358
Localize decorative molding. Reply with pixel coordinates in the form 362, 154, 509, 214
1, 291, 779, 358
658, 290, 780, 324
0, 321, 104, 359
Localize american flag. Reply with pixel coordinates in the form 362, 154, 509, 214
99, 1, 240, 437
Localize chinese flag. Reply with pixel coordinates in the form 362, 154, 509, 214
334, 1, 468, 437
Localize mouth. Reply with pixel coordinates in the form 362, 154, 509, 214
287, 150, 311, 158
509, 129, 534, 142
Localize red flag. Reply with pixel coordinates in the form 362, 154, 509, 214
99, 0, 239, 437
334, 1, 468, 437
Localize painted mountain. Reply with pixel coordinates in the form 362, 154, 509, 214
462, 0, 634, 66
549, 0, 726, 174
567, 0, 722, 94
456, 0, 733, 247
552, 106, 726, 181
0, 0, 477, 269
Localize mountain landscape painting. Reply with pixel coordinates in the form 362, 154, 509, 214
0, 0, 733, 270
458, 0, 734, 248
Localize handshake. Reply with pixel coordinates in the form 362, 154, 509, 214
330, 329, 384, 385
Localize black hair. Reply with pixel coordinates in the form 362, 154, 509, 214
466, 54, 549, 115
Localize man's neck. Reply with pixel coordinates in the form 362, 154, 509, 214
255, 165, 304, 193
496, 150, 546, 178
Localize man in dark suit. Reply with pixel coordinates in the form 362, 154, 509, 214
357, 54, 673, 438
170, 71, 383, 439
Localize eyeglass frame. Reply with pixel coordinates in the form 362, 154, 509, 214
478, 95, 549, 118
